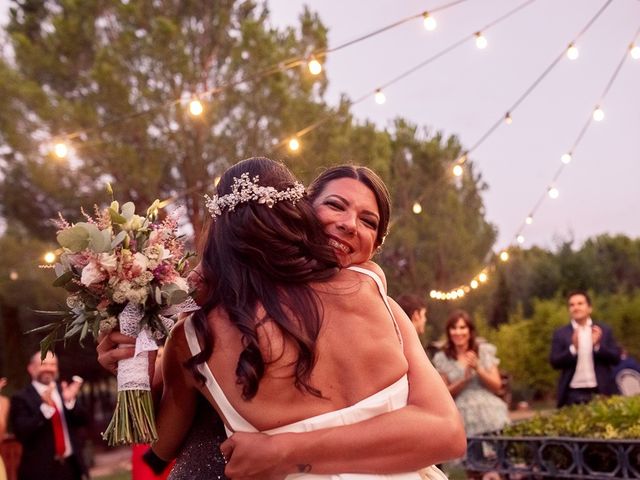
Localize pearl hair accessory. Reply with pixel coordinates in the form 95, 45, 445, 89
204, 173, 306, 219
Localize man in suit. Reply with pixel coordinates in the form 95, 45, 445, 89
10, 352, 88, 480
550, 290, 621, 407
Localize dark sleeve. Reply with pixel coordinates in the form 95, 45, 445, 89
549, 327, 577, 370
594, 324, 621, 365
64, 398, 89, 428
143, 447, 171, 475
10, 394, 48, 443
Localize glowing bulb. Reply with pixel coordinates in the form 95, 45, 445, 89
453, 165, 463, 177
470, 280, 479, 289
478, 272, 488, 283
288, 138, 300, 152
516, 235, 525, 244
450, 291, 459, 299
500, 251, 509, 262
430, 290, 437, 298
53, 142, 69, 159
475, 32, 487, 49
423, 13, 437, 31
374, 89, 386, 105
308, 58, 322, 75
548, 187, 559, 199
504, 112, 512, 125
593, 106, 604, 122
631, 44, 640, 60
9, 270, 18, 281
566, 43, 579, 60
44, 251, 56, 264
189, 99, 204, 116
561, 153, 572, 164
456, 288, 465, 297
412, 202, 423, 214
525, 216, 533, 225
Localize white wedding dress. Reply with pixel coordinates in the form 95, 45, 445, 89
183, 266, 447, 479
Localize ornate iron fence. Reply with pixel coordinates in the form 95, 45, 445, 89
465, 434, 640, 479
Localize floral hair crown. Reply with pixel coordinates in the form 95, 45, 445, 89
204, 172, 306, 219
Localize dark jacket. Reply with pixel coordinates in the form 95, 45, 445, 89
10, 383, 88, 480
549, 321, 621, 407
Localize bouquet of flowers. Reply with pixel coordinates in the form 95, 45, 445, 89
34, 186, 198, 445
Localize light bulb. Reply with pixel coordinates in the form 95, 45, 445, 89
44, 251, 56, 264
412, 202, 423, 214
504, 112, 512, 125
548, 187, 559, 199
456, 288, 464, 297
288, 138, 300, 152
308, 58, 322, 75
53, 142, 69, 159
450, 291, 459, 299
567, 43, 579, 60
9, 270, 18, 281
525, 215, 533, 225
561, 153, 572, 164
499, 251, 509, 262
631, 44, 640, 60
593, 106, 604, 122
475, 32, 487, 49
453, 165, 463, 177
470, 280, 479, 289
374, 89, 386, 105
430, 290, 437, 298
478, 272, 488, 283
423, 13, 437, 31
516, 235, 525, 244
189, 99, 204, 116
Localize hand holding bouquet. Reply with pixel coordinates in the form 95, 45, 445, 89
34, 187, 198, 445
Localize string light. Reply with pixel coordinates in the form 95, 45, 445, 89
561, 152, 572, 164
412, 202, 423, 214
499, 251, 509, 262
288, 138, 300, 152
452, 164, 463, 177
504, 112, 513, 125
631, 44, 640, 60
308, 57, 322, 75
422, 12, 437, 31
566, 43, 579, 60
592, 106, 605, 121
516, 235, 525, 244
475, 32, 488, 49
470, 280, 479, 289
44, 251, 56, 264
478, 272, 488, 283
525, 215, 534, 225
188, 99, 204, 116
548, 186, 560, 199
9, 270, 19, 281
374, 89, 386, 105
52, 142, 69, 159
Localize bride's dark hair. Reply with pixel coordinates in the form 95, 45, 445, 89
186, 157, 339, 399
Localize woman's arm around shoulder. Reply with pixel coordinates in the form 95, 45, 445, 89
151, 319, 199, 461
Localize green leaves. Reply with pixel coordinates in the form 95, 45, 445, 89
57, 224, 90, 252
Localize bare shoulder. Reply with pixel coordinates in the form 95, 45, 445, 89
355, 260, 388, 291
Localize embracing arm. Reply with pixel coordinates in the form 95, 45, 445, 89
222, 298, 466, 479
150, 322, 198, 462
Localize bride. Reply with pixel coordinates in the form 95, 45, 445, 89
121, 158, 464, 478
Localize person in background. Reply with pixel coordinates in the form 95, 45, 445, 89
10, 352, 88, 480
433, 310, 509, 480
396, 294, 427, 336
550, 290, 621, 407
0, 377, 9, 480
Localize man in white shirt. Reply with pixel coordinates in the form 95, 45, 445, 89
10, 352, 88, 480
550, 290, 622, 407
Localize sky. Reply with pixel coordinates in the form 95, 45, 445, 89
1, 0, 639, 250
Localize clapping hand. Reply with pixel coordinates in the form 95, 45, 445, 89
464, 350, 479, 371
591, 325, 603, 348
61, 376, 84, 403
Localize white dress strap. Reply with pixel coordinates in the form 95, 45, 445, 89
346, 266, 403, 346
183, 316, 256, 434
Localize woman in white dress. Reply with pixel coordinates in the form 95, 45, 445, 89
140, 159, 465, 478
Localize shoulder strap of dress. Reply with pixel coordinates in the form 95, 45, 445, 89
346, 266, 403, 346
183, 316, 257, 433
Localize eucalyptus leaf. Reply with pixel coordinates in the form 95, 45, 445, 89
111, 230, 127, 249
168, 289, 189, 305
57, 225, 90, 252
121, 202, 135, 219
109, 207, 127, 224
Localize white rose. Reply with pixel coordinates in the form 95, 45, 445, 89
98, 252, 118, 274
133, 252, 149, 272
80, 260, 106, 286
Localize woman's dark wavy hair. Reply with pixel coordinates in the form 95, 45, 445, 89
443, 309, 479, 360
186, 157, 339, 400
307, 165, 391, 249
